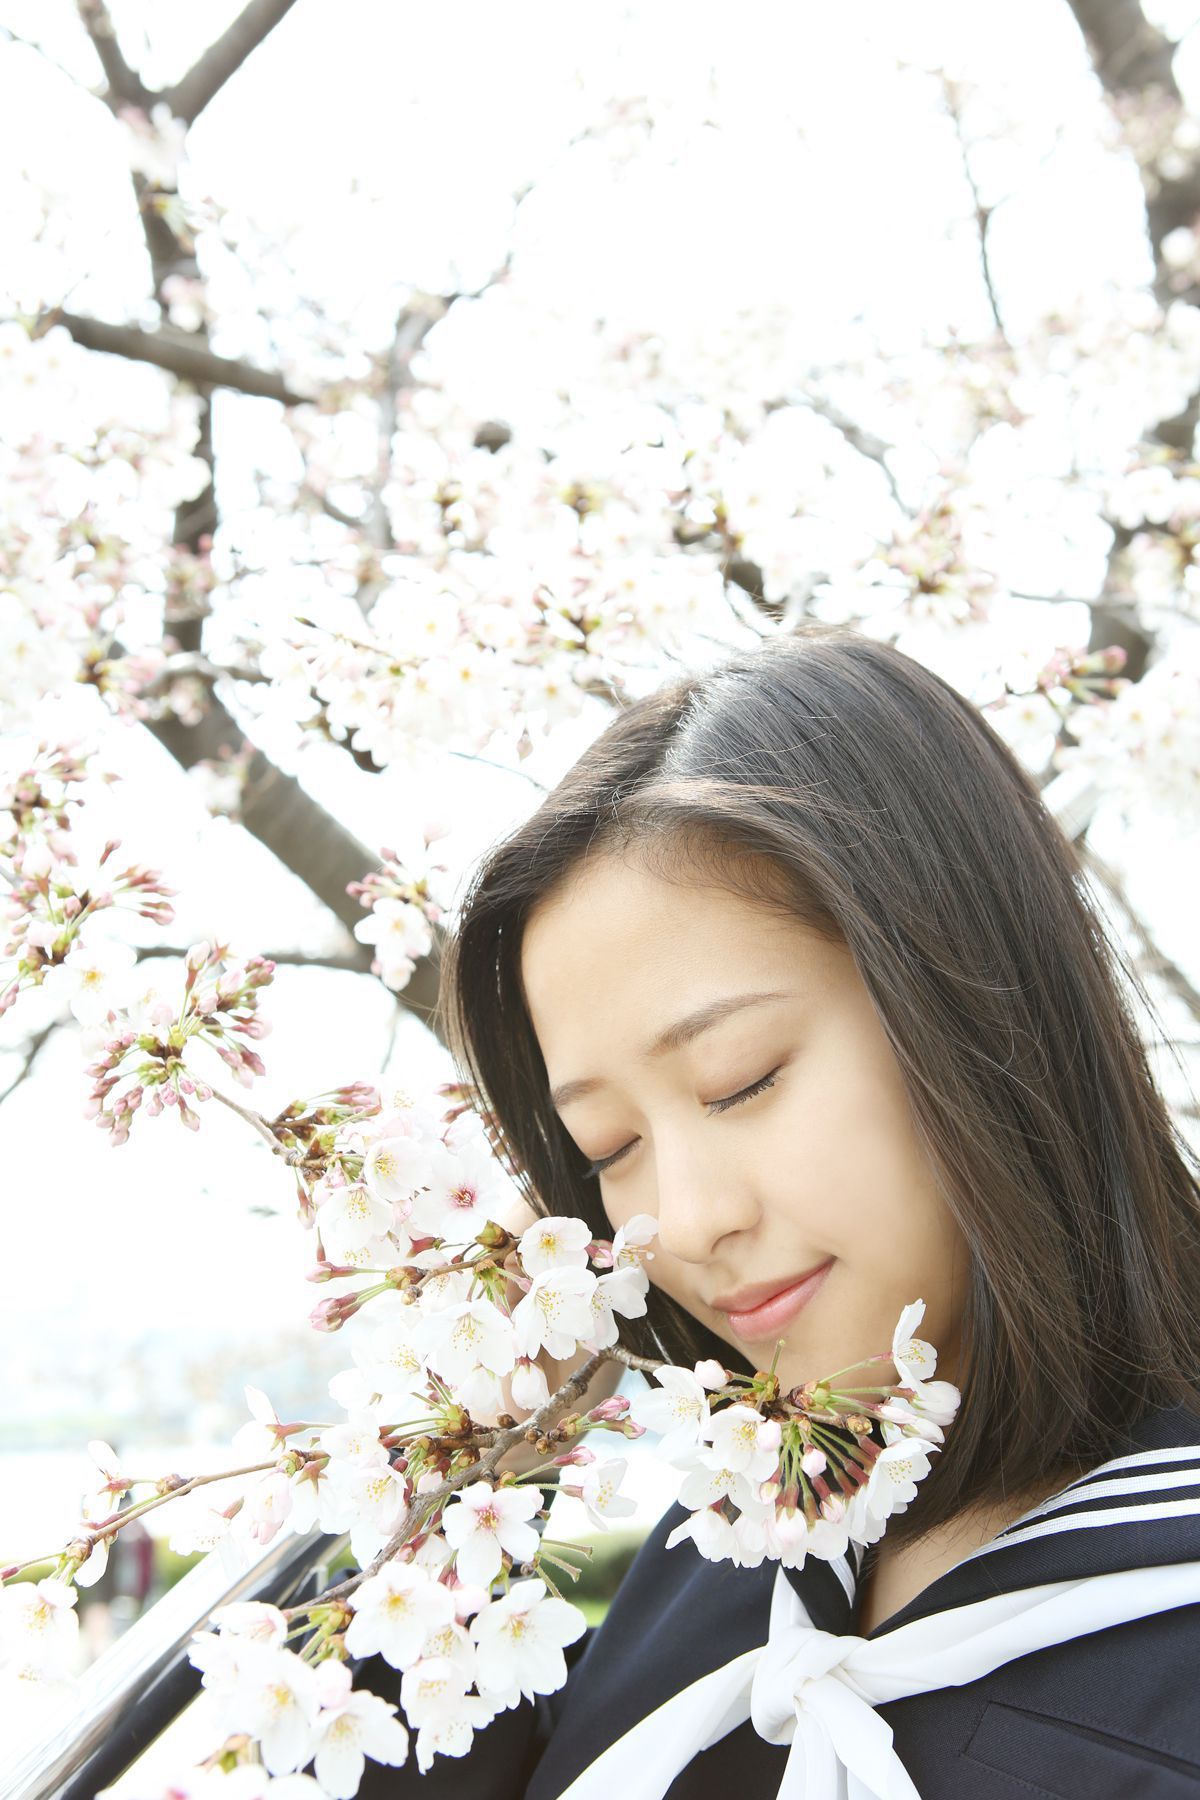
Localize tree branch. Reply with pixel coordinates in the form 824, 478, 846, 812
74, 0, 153, 110
135, 944, 372, 975
940, 73, 1009, 342
163, 0, 303, 125
0, 1019, 59, 1108
46, 309, 313, 405
1066, 0, 1177, 93
141, 698, 445, 1039
799, 393, 902, 507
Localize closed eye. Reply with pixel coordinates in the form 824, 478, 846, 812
581, 1067, 783, 1180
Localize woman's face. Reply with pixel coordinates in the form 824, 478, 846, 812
519, 845, 971, 1393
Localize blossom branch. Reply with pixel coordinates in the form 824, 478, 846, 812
3, 1460, 276, 1579
163, 0, 303, 125
74, 0, 154, 111
46, 310, 314, 406
310, 1348, 614, 1610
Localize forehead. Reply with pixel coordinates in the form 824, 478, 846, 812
518, 847, 823, 1072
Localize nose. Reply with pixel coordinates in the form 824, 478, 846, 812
651, 1132, 762, 1268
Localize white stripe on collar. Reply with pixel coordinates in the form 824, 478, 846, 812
1005, 1465, 1200, 1521
966, 1495, 1200, 1558
988, 1443, 1200, 1540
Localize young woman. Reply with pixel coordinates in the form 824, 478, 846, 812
359, 624, 1200, 1797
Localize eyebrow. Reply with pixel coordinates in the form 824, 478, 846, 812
549, 989, 792, 1112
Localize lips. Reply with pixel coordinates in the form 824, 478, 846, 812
711, 1259, 833, 1316
711, 1258, 835, 1343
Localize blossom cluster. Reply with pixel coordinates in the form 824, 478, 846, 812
0, 320, 212, 737
0, 741, 177, 1024
345, 839, 448, 993
81, 941, 276, 1142
1052, 649, 1200, 826
0, 1094, 656, 1787
983, 643, 1128, 762
634, 1301, 960, 1570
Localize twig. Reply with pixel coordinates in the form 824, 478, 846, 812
205, 1085, 306, 1161
7, 1460, 276, 1576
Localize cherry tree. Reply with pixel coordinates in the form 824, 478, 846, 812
1, 0, 1199, 1791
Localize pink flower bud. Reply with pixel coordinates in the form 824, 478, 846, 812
693, 1358, 728, 1390
309, 1297, 348, 1332
554, 1447, 597, 1466
589, 1396, 629, 1421
234, 1017, 270, 1039
801, 1448, 827, 1477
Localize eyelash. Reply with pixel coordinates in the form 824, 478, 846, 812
582, 1067, 782, 1180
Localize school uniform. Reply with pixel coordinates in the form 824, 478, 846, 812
355, 1401, 1200, 1798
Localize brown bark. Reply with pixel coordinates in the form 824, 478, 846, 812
49, 310, 313, 405
164, 0, 303, 124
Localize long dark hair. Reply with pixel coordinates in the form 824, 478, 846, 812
437, 623, 1200, 1542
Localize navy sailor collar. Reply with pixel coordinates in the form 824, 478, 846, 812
523, 1405, 1200, 1800
815, 1401, 1200, 1641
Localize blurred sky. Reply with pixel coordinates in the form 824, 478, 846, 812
3, 0, 1200, 1566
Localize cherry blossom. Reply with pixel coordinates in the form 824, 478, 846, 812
512, 1266, 597, 1360
440, 1481, 543, 1586
38, 935, 138, 1028
698, 1405, 783, 1481
890, 1299, 939, 1387
627, 1364, 712, 1459
310, 1658, 411, 1796
344, 1558, 457, 1670
861, 1439, 940, 1522
517, 1214, 594, 1275
415, 1295, 518, 1390
0, 1576, 78, 1677
574, 1457, 638, 1530
361, 1131, 434, 1207
407, 1141, 512, 1242
399, 1658, 498, 1772
471, 1577, 588, 1702
217, 1643, 322, 1776
664, 1505, 738, 1562
610, 1213, 659, 1273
